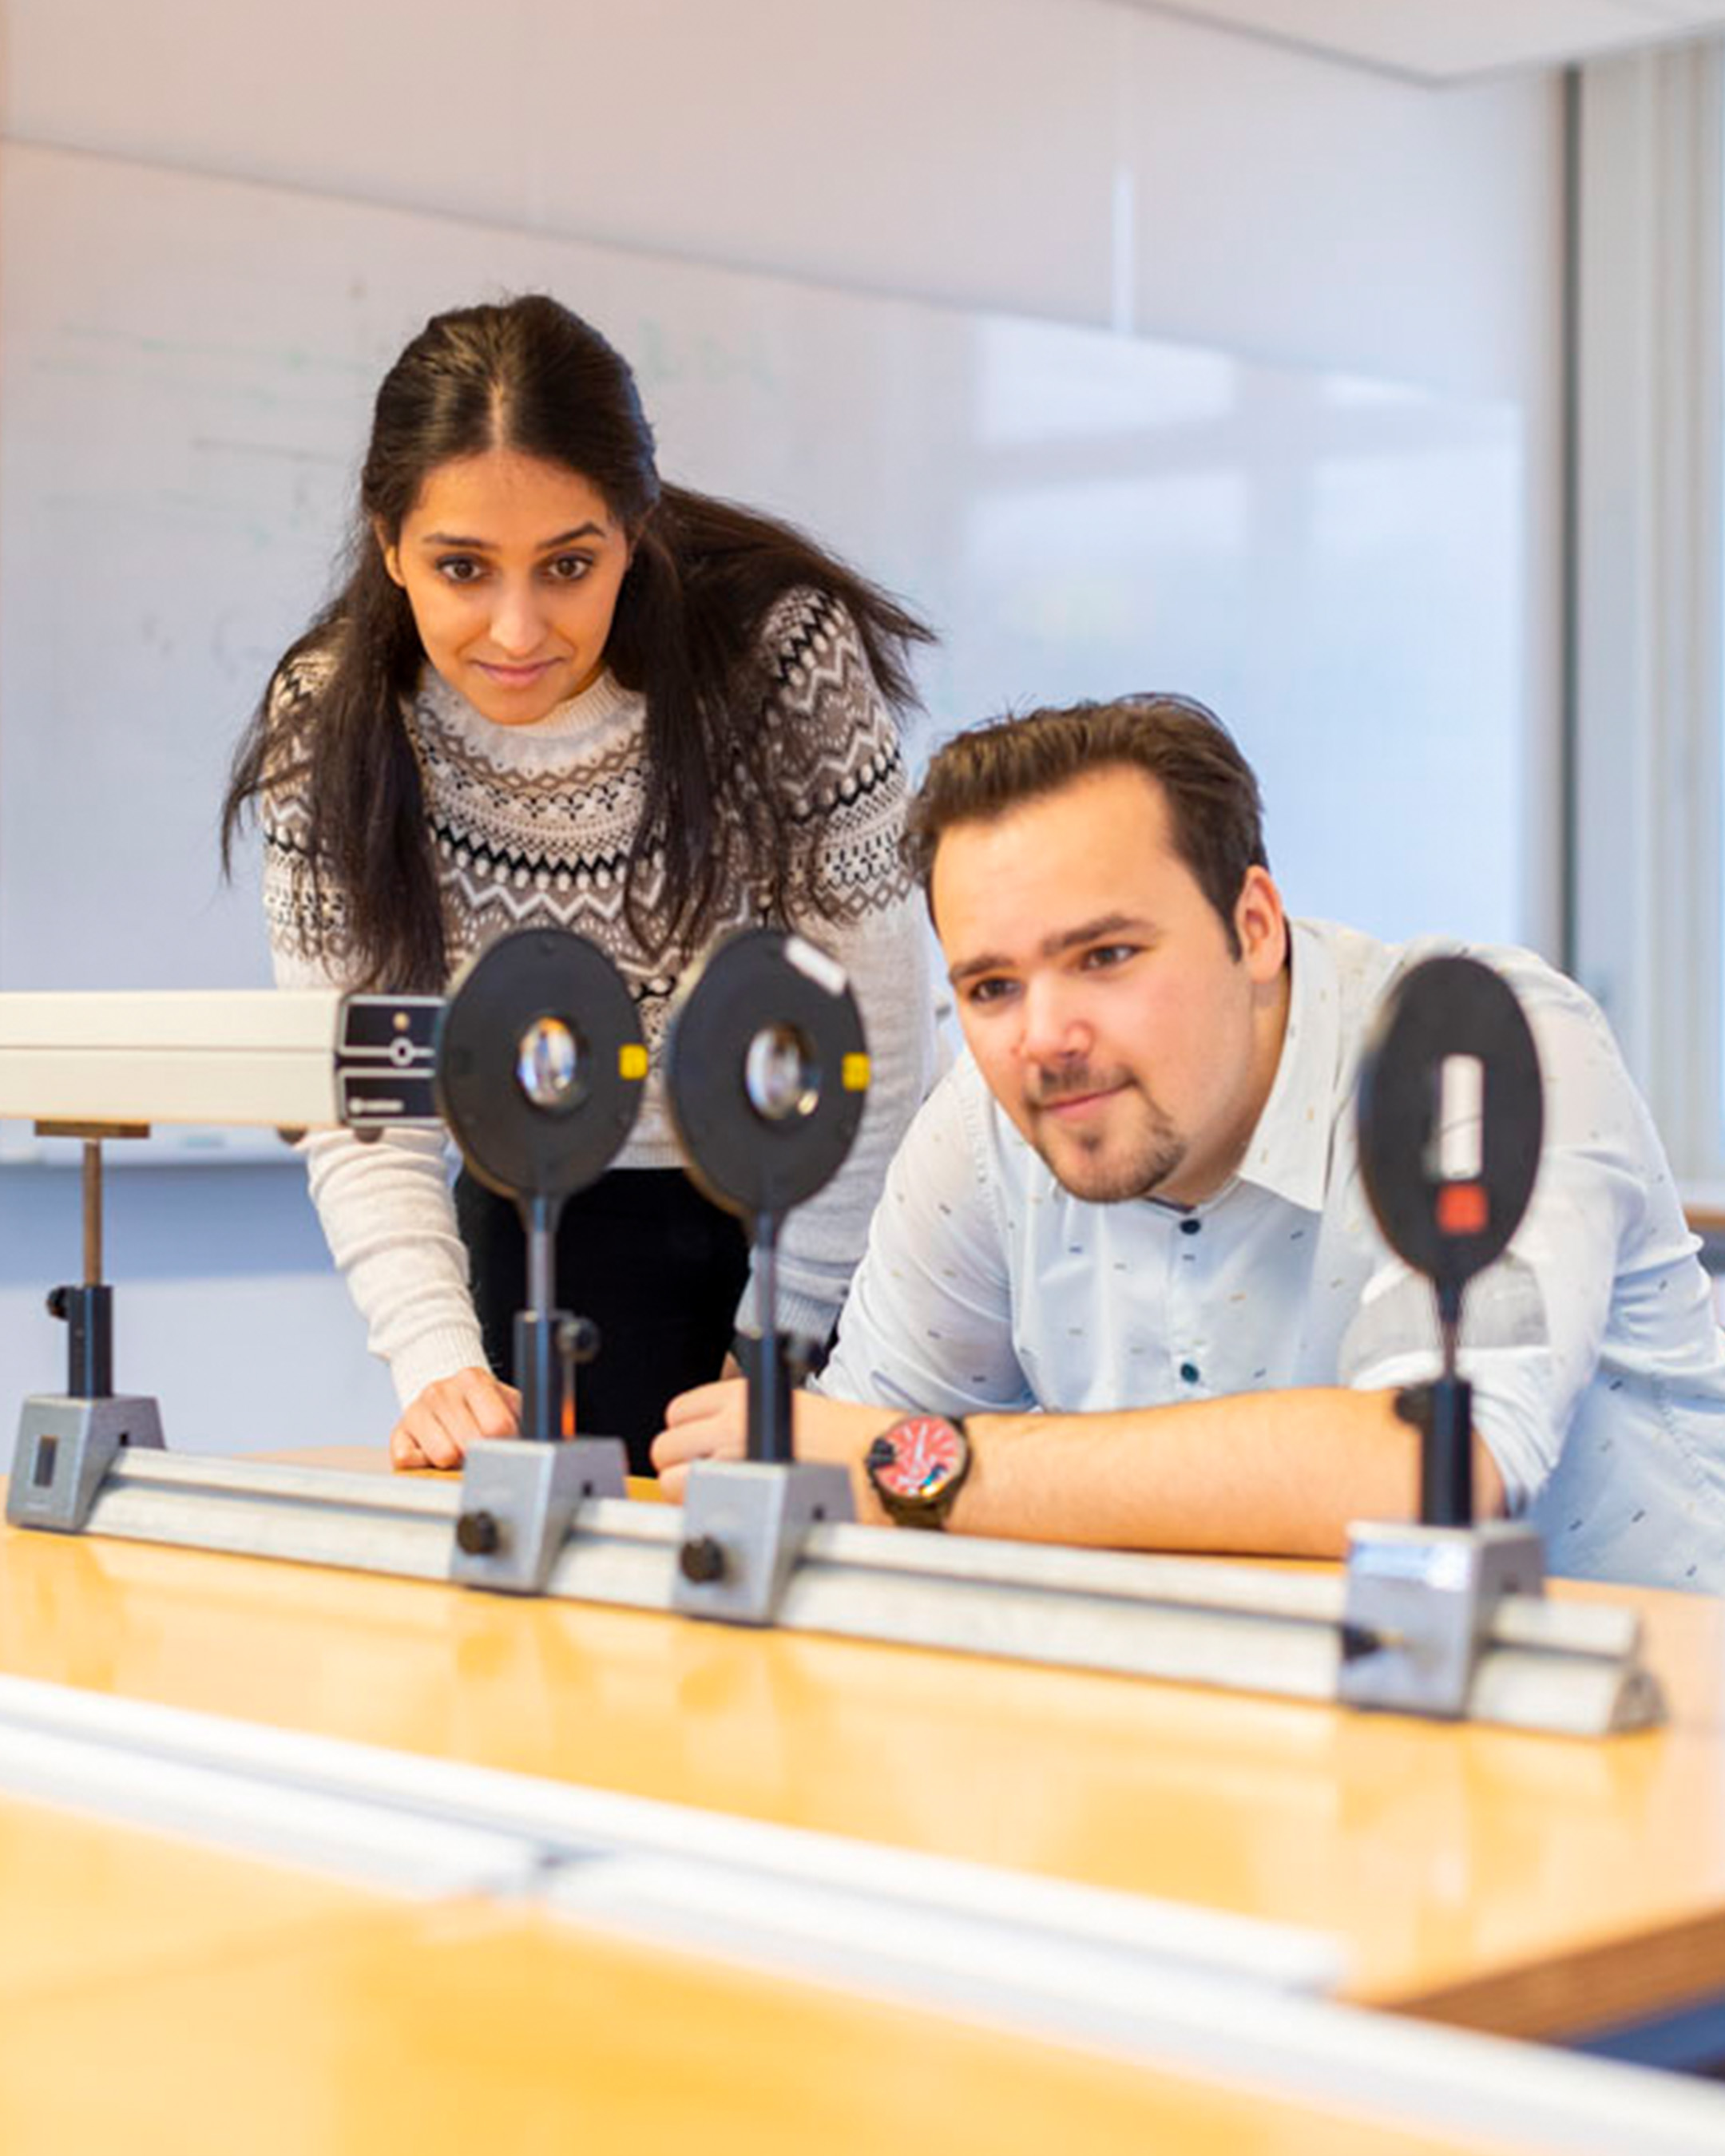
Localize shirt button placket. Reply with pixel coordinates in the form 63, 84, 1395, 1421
1171, 1212, 1203, 1393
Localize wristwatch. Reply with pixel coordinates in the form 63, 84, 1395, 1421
864, 1413, 971, 1530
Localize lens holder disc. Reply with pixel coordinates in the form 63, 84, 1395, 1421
435, 929, 646, 1203
1356, 953, 1542, 1298
664, 929, 868, 1219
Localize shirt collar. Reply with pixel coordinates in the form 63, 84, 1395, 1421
1228, 919, 1342, 1215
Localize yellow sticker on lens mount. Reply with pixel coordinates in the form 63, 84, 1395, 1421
842, 1052, 871, 1092
618, 1044, 648, 1081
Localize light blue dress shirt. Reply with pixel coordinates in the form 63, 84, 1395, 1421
818, 919, 1725, 1591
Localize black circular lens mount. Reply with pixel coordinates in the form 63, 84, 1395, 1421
435, 929, 646, 1203
664, 929, 869, 1219
1355, 953, 1543, 1298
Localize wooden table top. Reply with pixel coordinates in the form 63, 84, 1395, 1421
2, 1445, 1721, 2043
0, 1790, 1530, 2156
1681, 1183, 1725, 1236
0, 1785, 385, 2007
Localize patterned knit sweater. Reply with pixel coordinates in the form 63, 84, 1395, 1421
262, 588, 936, 1411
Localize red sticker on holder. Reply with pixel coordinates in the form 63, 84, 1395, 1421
1436, 1181, 1489, 1235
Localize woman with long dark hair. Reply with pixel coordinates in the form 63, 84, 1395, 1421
224, 295, 936, 1475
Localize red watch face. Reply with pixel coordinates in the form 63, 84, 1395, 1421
875, 1416, 964, 1500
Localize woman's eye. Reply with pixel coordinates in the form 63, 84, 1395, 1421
434, 557, 486, 585
545, 554, 593, 583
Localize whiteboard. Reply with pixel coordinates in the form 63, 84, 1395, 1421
0, 142, 1525, 1159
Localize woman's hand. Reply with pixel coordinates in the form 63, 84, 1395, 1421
390, 1368, 521, 1471
651, 1379, 889, 1509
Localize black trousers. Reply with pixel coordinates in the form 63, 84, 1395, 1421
455, 1167, 750, 1477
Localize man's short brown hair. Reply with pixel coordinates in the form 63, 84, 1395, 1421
906, 696, 1269, 956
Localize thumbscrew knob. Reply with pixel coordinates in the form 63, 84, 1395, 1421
455, 1509, 502, 1556
678, 1535, 726, 1585
557, 1317, 601, 1366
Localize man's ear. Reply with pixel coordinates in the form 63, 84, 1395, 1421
374, 519, 404, 589
1234, 865, 1288, 984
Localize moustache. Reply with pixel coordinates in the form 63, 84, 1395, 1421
1026, 1067, 1129, 1109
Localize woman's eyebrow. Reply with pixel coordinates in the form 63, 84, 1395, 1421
417, 521, 607, 549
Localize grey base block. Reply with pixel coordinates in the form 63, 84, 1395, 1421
8, 1395, 166, 1532
448, 1437, 627, 1594
672, 1459, 856, 1625
1339, 1519, 1545, 1717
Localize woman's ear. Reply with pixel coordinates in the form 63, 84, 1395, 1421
374, 519, 405, 589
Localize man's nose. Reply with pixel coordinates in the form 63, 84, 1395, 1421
1018, 975, 1089, 1064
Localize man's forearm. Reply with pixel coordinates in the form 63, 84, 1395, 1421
792, 1385, 1505, 1557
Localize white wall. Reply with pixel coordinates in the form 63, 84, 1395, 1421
0, 0, 1564, 1451
1, 1, 1563, 397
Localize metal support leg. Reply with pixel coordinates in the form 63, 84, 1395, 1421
10, 1128, 165, 1532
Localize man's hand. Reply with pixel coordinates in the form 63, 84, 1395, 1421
390, 1368, 521, 1472
652, 1378, 890, 1508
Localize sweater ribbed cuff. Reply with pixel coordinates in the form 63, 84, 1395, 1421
390, 1322, 494, 1413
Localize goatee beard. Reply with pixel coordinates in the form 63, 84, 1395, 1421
1029, 1080, 1187, 1204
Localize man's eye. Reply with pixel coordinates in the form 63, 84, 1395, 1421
966, 977, 1017, 1007
545, 554, 593, 583
435, 557, 485, 585
1082, 944, 1136, 970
